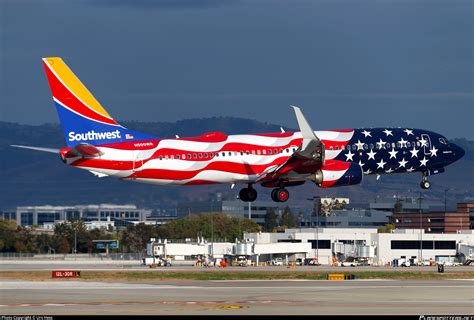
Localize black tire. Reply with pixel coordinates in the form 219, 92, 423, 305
247, 188, 257, 202
239, 188, 249, 202
271, 189, 279, 202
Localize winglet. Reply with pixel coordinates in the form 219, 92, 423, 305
290, 106, 324, 162
291, 105, 319, 142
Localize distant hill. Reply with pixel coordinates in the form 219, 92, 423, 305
0, 119, 472, 211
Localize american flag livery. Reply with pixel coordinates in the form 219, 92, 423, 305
12, 58, 465, 203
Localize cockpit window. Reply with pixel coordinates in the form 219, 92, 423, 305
439, 137, 448, 145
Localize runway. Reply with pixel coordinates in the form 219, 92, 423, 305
1, 279, 473, 315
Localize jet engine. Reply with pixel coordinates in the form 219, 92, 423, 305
313, 160, 363, 188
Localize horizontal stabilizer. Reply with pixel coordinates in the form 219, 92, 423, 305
11, 145, 59, 154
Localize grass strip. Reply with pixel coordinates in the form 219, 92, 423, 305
1, 270, 473, 281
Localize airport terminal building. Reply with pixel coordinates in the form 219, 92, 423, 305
244, 228, 474, 265
147, 227, 474, 266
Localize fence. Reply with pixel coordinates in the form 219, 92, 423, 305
0, 252, 143, 261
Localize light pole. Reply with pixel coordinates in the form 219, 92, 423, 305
248, 202, 251, 220
211, 214, 214, 259
73, 222, 77, 255
307, 196, 320, 263
418, 192, 423, 263
444, 188, 449, 213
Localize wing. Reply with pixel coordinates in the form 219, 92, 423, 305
257, 106, 325, 186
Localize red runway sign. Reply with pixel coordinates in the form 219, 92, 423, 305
52, 270, 81, 278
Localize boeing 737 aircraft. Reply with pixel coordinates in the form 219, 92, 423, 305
12, 58, 465, 202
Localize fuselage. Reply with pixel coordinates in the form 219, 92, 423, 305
63, 127, 464, 188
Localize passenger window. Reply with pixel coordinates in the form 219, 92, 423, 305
369, 143, 374, 149
240, 151, 244, 155
170, 155, 174, 159
363, 144, 368, 150
352, 145, 357, 151
396, 142, 401, 148
252, 150, 256, 155
330, 146, 334, 150
246, 151, 250, 155
165, 155, 169, 160
262, 150, 267, 155
385, 143, 390, 149
274, 149, 278, 154
222, 152, 225, 157
228, 152, 232, 156
416, 141, 421, 147
187, 154, 191, 159
159, 156, 163, 160
193, 154, 197, 159
335, 146, 339, 150
346, 145, 351, 151
268, 149, 272, 155
392, 143, 396, 148
204, 153, 208, 158
176, 154, 180, 159
407, 142, 411, 148
286, 148, 289, 153
257, 150, 261, 155
198, 153, 202, 158
215, 153, 219, 157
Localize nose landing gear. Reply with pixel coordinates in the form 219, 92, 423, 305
420, 172, 431, 189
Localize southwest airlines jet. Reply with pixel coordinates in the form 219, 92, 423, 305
13, 58, 465, 202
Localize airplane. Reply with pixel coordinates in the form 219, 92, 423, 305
12, 57, 465, 203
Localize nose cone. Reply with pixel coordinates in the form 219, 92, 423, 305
451, 143, 465, 162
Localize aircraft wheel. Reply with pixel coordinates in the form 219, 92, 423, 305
275, 188, 290, 202
239, 188, 249, 202
246, 187, 257, 202
239, 187, 257, 202
271, 189, 279, 202
420, 180, 431, 189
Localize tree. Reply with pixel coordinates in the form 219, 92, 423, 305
54, 219, 89, 253
394, 198, 404, 214
121, 223, 159, 255
264, 208, 278, 232
279, 206, 298, 228
57, 238, 71, 253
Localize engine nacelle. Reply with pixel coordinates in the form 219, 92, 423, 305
313, 160, 363, 188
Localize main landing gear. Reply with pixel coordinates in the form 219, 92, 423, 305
271, 187, 290, 202
420, 172, 431, 190
239, 185, 258, 202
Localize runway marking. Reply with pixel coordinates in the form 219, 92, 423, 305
0, 280, 472, 291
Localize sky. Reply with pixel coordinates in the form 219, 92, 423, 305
1, 0, 473, 139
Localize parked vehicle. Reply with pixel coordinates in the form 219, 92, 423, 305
341, 260, 360, 267
306, 258, 321, 266
236, 256, 251, 267
340, 257, 360, 267
294, 258, 303, 266
400, 259, 411, 267
271, 258, 283, 266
